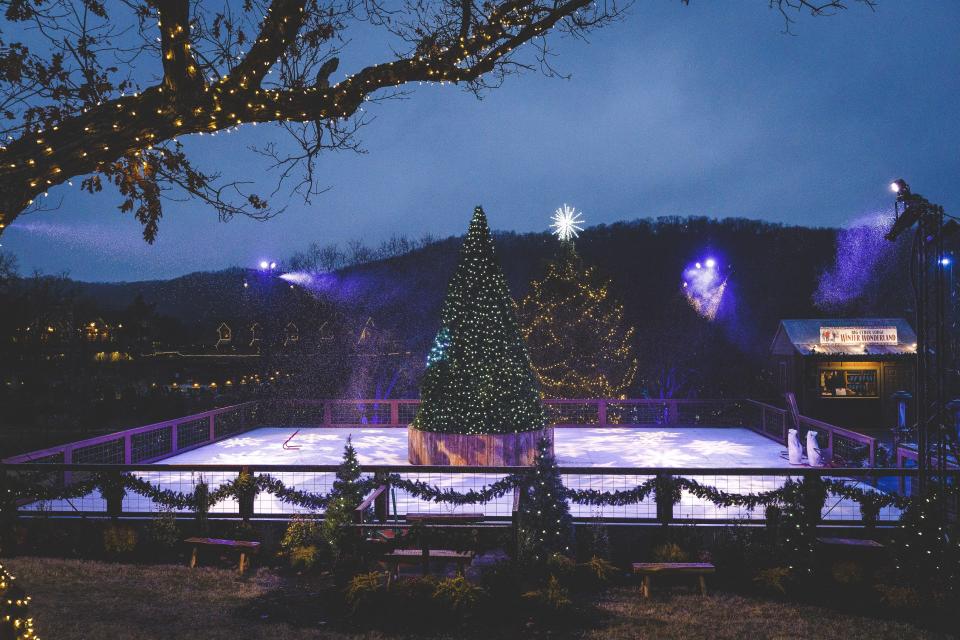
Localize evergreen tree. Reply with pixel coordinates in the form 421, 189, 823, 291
518, 437, 573, 562
322, 437, 366, 562
414, 206, 545, 434
893, 490, 960, 594
517, 240, 637, 398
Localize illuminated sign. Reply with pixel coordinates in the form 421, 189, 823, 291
819, 326, 898, 345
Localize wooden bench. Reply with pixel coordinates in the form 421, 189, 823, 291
816, 537, 884, 549
632, 562, 715, 598
404, 512, 485, 524
383, 549, 475, 585
185, 537, 261, 575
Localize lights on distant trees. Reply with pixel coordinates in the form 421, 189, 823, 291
550, 204, 584, 242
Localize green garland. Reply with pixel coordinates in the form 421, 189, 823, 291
382, 473, 525, 505
6, 469, 929, 525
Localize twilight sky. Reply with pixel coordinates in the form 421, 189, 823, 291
3, 1, 959, 282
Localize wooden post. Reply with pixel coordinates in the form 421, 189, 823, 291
62, 446, 73, 486
375, 483, 390, 523
597, 400, 607, 427
655, 473, 674, 526
238, 466, 256, 521
170, 422, 178, 453
123, 434, 132, 464
208, 414, 216, 442
323, 401, 333, 427
390, 401, 400, 426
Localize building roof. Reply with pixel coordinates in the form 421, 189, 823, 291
770, 318, 917, 357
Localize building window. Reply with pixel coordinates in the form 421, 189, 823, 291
818, 368, 878, 397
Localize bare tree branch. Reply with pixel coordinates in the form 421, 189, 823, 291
0, 0, 872, 243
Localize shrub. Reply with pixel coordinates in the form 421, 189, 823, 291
344, 571, 387, 615
753, 566, 790, 595
281, 514, 324, 569
831, 560, 863, 585
149, 507, 180, 550
651, 542, 688, 563
875, 584, 922, 610
546, 552, 577, 581
579, 556, 617, 585
480, 560, 525, 601
103, 524, 138, 555
523, 575, 572, 613
289, 545, 321, 569
432, 575, 484, 616
282, 514, 323, 549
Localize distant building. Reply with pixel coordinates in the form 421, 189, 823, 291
770, 318, 916, 430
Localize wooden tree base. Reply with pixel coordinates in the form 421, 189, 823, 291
408, 428, 553, 466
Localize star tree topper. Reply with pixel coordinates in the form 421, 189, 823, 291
550, 204, 585, 242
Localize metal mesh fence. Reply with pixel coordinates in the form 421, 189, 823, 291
7, 464, 913, 524
330, 402, 392, 425
545, 403, 600, 425
214, 408, 244, 439
177, 418, 210, 449
563, 473, 658, 519
606, 403, 667, 425
72, 438, 124, 464
131, 427, 173, 463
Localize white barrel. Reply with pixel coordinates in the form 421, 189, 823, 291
787, 429, 803, 465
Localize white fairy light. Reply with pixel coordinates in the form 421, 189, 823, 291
550, 204, 584, 241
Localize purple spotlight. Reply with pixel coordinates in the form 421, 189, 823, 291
270, 261, 277, 270
705, 258, 717, 269
259, 260, 270, 270
941, 257, 952, 266
695, 262, 702, 269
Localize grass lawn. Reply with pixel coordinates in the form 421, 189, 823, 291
3, 556, 950, 640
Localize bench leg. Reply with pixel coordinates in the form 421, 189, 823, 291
642, 575, 651, 598
698, 575, 707, 596
190, 546, 199, 569
238, 552, 247, 575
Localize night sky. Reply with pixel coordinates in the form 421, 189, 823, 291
3, 1, 959, 282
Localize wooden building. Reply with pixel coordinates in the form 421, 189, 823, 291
769, 318, 916, 431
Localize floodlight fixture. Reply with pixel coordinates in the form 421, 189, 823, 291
890, 178, 910, 196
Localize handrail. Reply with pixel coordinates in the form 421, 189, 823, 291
1, 401, 257, 465
4, 397, 878, 468
798, 415, 877, 467
3, 462, 950, 476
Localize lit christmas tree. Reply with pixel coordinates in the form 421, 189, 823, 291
322, 437, 366, 562
517, 437, 573, 562
517, 235, 638, 399
414, 206, 545, 435
893, 489, 960, 594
